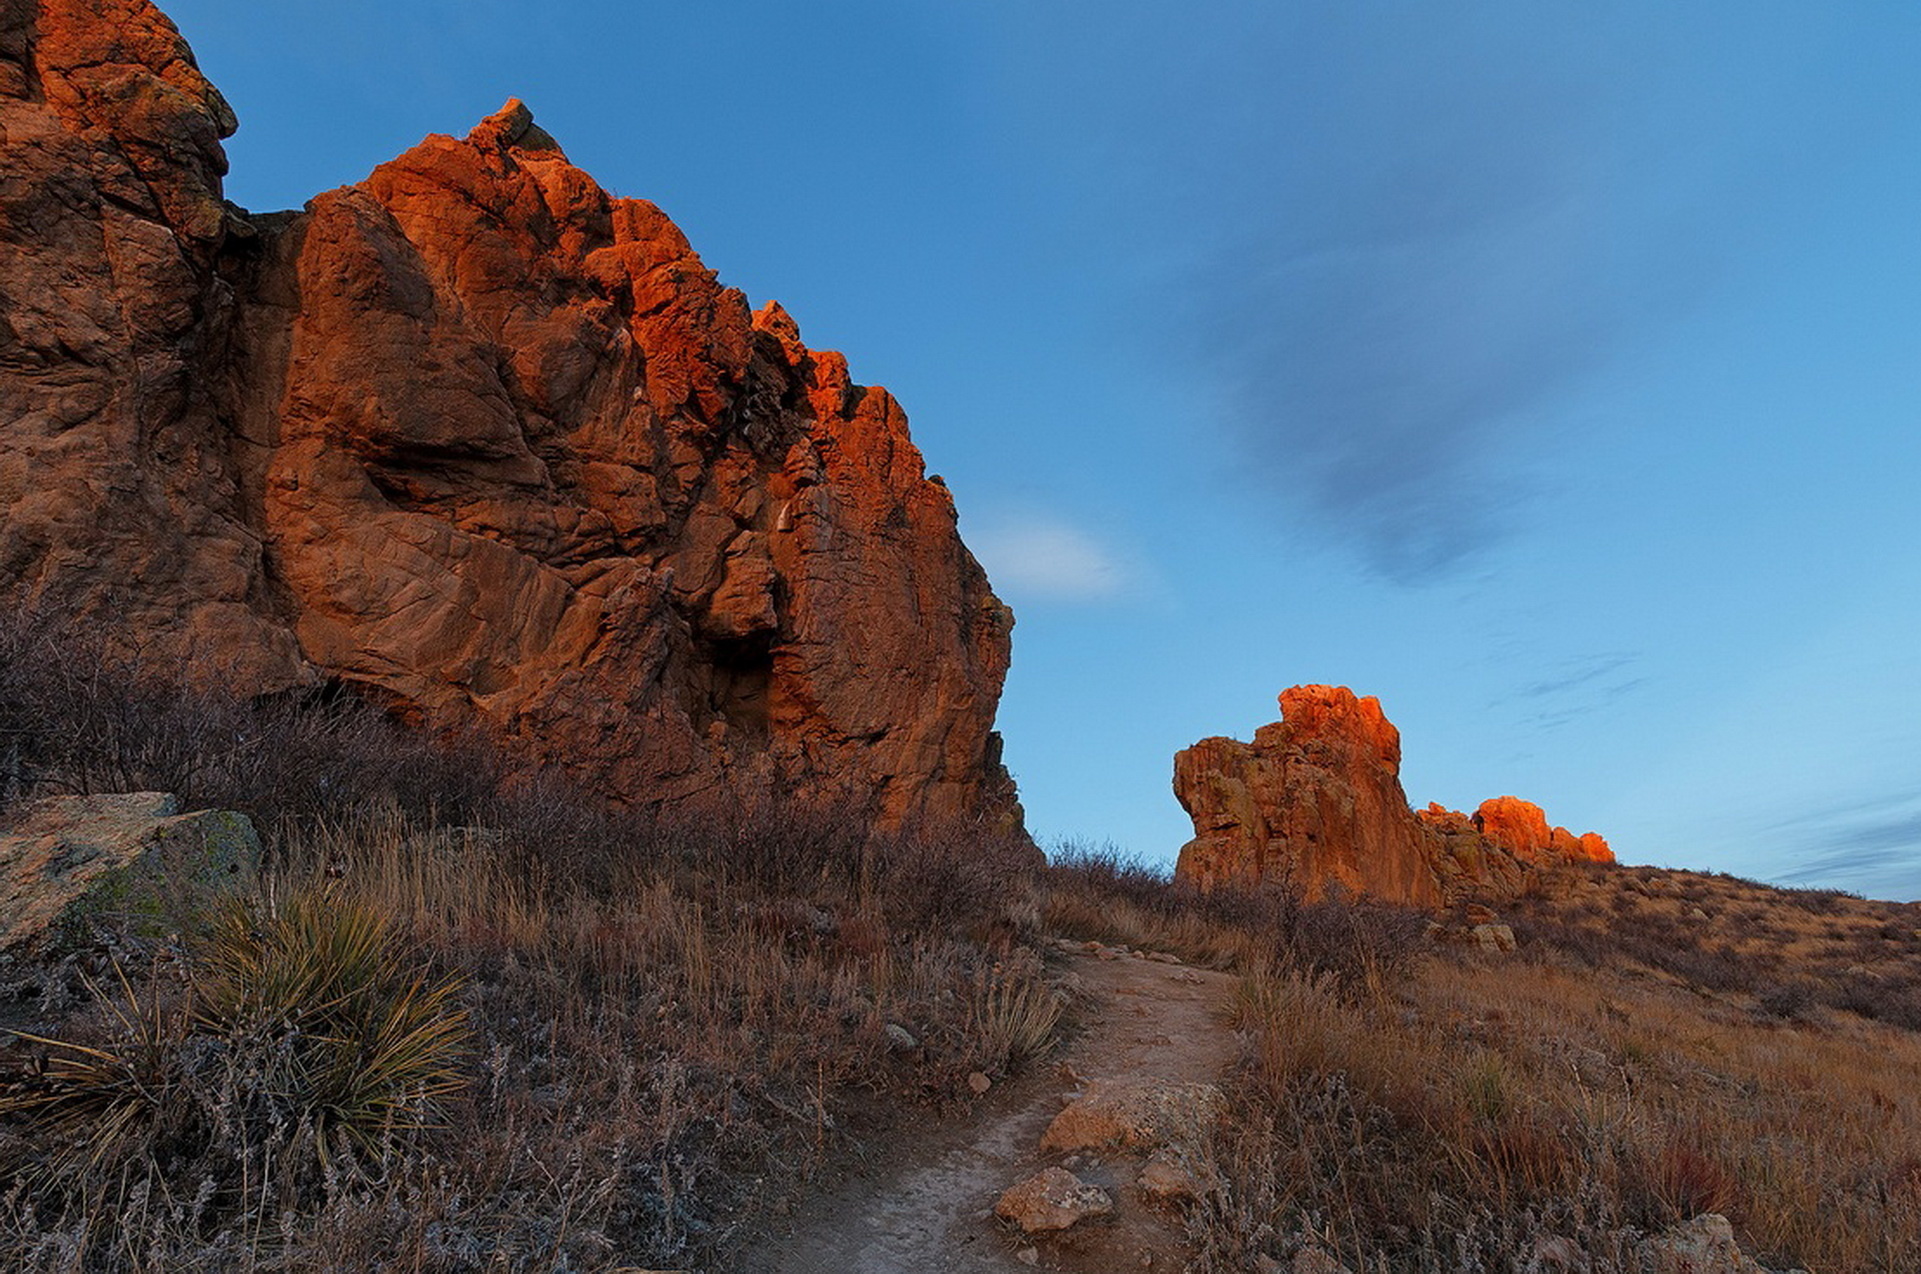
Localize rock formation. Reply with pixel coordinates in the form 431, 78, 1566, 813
0, 792, 259, 952
0, 0, 1021, 832
1174, 686, 1442, 905
1466, 796, 1613, 865
1173, 686, 1614, 905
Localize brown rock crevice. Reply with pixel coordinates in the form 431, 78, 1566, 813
1, 0, 1022, 835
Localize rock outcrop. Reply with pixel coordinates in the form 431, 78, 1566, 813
1465, 795, 1613, 864
1174, 687, 1613, 905
0, 792, 259, 951
1, 0, 1021, 833
1174, 686, 1442, 905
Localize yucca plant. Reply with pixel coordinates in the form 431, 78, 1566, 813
0, 889, 468, 1187
970, 960, 1062, 1072
192, 893, 470, 1159
0, 961, 192, 1174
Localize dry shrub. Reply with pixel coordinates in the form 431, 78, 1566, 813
968, 952, 1062, 1073
1041, 844, 1428, 995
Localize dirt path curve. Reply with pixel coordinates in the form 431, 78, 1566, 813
739, 941, 1242, 1274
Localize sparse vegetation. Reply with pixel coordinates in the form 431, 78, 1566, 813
8, 618, 1921, 1271
1045, 848, 1921, 1273
0, 615, 1048, 1271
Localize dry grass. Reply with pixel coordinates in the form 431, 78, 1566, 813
1045, 849, 1921, 1273
2, 810, 1048, 1272
0, 616, 1054, 1272
1502, 860, 1921, 1030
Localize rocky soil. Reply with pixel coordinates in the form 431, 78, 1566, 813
739, 941, 1239, 1273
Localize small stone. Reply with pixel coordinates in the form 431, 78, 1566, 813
1136, 1147, 1218, 1203
884, 1023, 918, 1051
1016, 1248, 1040, 1266
968, 1070, 992, 1095
1633, 1213, 1766, 1274
1470, 923, 1517, 954
1530, 1235, 1580, 1270
995, 1167, 1114, 1234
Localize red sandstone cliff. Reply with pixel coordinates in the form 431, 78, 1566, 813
1174, 686, 1613, 905
0, 0, 1021, 832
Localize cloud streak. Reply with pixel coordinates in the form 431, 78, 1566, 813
965, 513, 1135, 604
1164, 3, 1880, 580
1766, 796, 1921, 900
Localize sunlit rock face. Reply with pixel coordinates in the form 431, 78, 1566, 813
1174, 686, 1614, 906
0, 0, 1023, 834
1464, 796, 1613, 865
1174, 686, 1443, 906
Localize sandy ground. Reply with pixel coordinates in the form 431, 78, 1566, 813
737, 942, 1241, 1274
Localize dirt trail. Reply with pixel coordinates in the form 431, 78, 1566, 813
740, 942, 1242, 1273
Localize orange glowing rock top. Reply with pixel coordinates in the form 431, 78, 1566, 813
1471, 797, 1614, 865
1176, 687, 1618, 907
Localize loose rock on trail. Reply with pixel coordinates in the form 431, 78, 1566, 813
741, 940, 1241, 1273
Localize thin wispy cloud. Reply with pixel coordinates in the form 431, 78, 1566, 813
1762, 795, 1921, 900
966, 513, 1135, 604
1164, 4, 1871, 582
1497, 651, 1647, 730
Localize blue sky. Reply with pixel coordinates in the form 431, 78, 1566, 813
163, 1, 1921, 899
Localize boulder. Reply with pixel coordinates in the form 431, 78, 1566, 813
1040, 1078, 1221, 1155
1, 0, 1024, 840
1633, 1214, 1765, 1274
994, 1166, 1113, 1234
1136, 1147, 1219, 1204
0, 792, 259, 950
1292, 1250, 1354, 1274
1469, 922, 1517, 954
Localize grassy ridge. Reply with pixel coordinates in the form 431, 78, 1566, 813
0, 616, 1046, 1271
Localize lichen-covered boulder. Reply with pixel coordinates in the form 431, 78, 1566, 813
0, 792, 259, 951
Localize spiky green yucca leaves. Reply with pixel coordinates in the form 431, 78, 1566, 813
0, 891, 468, 1181
0, 962, 190, 1169
194, 894, 469, 1153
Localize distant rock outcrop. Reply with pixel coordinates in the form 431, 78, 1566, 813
1467, 796, 1613, 865
1174, 687, 1614, 905
1, 0, 1022, 834
1175, 686, 1442, 905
